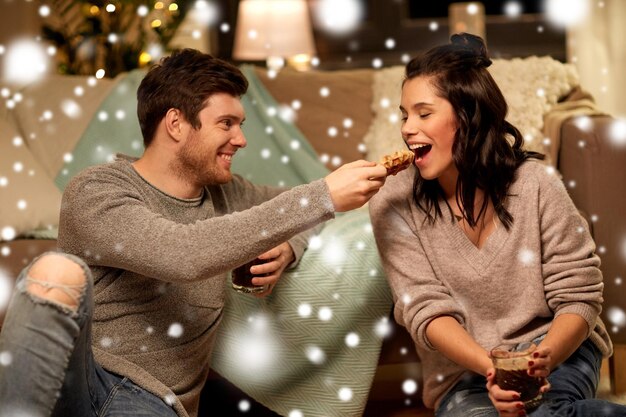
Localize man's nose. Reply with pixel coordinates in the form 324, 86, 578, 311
232, 130, 247, 148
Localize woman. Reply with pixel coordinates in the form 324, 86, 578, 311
369, 33, 624, 417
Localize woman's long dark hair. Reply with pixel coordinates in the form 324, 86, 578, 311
405, 33, 544, 230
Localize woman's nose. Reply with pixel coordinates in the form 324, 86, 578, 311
401, 117, 420, 138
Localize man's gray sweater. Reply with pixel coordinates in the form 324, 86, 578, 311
58, 156, 335, 416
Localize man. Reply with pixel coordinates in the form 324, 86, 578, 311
0, 49, 386, 417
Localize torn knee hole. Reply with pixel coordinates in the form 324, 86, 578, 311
24, 255, 87, 310
25, 278, 85, 310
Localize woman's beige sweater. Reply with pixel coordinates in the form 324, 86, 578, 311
369, 161, 612, 410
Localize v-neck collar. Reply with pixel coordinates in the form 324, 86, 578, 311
438, 198, 512, 273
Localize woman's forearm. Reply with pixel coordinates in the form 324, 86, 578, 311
425, 315, 493, 376
538, 313, 589, 367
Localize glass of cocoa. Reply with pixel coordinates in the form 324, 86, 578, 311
231, 258, 268, 294
491, 342, 544, 411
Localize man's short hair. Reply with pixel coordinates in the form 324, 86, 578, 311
137, 49, 249, 147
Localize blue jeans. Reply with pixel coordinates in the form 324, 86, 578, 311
436, 338, 626, 417
0, 253, 177, 417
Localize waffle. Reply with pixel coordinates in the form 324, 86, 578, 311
380, 149, 414, 176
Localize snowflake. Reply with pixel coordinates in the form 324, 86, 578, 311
0, 270, 12, 310
0, 351, 13, 366
298, 303, 312, 317
518, 249, 536, 265
338, 387, 353, 402
100, 337, 113, 348
167, 322, 183, 338
164, 394, 176, 406
61, 99, 82, 118
609, 118, 626, 147
238, 399, 250, 412
374, 316, 392, 338
403, 379, 418, 395
308, 235, 323, 250
1, 227, 16, 241
305, 345, 326, 364
314, 0, 363, 35
318, 306, 333, 321
278, 105, 296, 123
345, 332, 360, 347
607, 307, 626, 328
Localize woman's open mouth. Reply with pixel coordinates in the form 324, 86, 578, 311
409, 144, 432, 162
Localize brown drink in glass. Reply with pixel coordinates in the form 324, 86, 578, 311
231, 258, 267, 294
491, 343, 544, 411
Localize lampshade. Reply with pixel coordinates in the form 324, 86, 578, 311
233, 0, 316, 68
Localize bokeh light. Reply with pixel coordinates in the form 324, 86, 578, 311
3, 39, 48, 84
609, 118, 626, 147
314, 0, 363, 35
192, 0, 220, 26
504, 1, 523, 17
167, 322, 184, 338
607, 306, 626, 328
402, 379, 418, 395
0, 269, 12, 312
338, 386, 353, 401
544, 0, 590, 28
305, 345, 326, 364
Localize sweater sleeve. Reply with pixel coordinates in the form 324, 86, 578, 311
223, 175, 323, 266
369, 176, 466, 351
537, 165, 603, 336
58, 166, 334, 283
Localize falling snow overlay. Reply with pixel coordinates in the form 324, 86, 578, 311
2, 0, 626, 411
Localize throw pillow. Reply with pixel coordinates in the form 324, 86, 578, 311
0, 118, 62, 241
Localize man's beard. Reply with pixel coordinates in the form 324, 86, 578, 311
173, 136, 231, 187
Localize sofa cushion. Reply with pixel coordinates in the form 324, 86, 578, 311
8, 74, 116, 179
255, 67, 373, 170
0, 118, 62, 241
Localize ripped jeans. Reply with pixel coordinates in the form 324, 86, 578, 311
0, 252, 177, 417
435, 338, 626, 417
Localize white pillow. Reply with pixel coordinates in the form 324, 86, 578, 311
0, 117, 62, 241
363, 56, 580, 165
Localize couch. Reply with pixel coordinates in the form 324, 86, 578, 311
1, 56, 625, 415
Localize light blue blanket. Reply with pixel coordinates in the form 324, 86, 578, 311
55, 66, 392, 416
